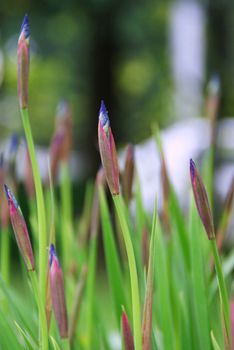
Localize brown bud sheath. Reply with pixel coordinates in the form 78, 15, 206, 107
17, 15, 30, 109
49, 244, 68, 338
98, 101, 119, 195
122, 310, 134, 350
190, 159, 215, 240
4, 185, 35, 270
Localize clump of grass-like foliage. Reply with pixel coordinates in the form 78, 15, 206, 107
0, 14, 233, 350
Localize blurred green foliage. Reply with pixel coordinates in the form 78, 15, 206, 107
0, 0, 171, 154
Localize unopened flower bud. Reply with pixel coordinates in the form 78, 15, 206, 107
18, 14, 30, 109
4, 184, 35, 270
98, 101, 119, 195
190, 159, 215, 240
49, 244, 68, 338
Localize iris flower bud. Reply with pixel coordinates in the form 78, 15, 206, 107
4, 184, 35, 270
98, 101, 119, 195
17, 14, 30, 109
49, 244, 68, 338
190, 159, 215, 240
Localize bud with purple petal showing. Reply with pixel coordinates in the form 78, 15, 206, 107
121, 309, 134, 350
98, 101, 119, 195
18, 14, 30, 109
49, 244, 68, 338
190, 159, 215, 240
4, 184, 35, 270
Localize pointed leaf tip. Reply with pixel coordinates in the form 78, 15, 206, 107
20, 14, 30, 39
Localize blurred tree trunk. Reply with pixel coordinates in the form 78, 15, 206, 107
207, 2, 234, 118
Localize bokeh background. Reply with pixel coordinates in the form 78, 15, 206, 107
0, 0, 234, 176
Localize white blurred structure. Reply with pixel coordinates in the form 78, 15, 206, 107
131, 118, 210, 212
1, 118, 234, 236
120, 118, 234, 216
169, 0, 206, 119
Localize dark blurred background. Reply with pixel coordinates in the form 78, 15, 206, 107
0, 0, 234, 176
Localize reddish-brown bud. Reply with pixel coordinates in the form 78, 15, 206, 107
49, 244, 68, 338
190, 159, 215, 239
17, 15, 30, 109
122, 310, 134, 350
98, 101, 119, 195
4, 184, 35, 270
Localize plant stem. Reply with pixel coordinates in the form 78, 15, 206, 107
86, 236, 97, 349
62, 338, 70, 350
29, 270, 48, 350
210, 239, 231, 346
1, 228, 10, 286
21, 108, 47, 304
113, 195, 142, 350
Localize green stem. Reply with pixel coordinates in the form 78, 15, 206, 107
113, 195, 142, 350
21, 108, 47, 305
62, 338, 70, 350
1, 228, 10, 286
86, 236, 97, 348
210, 239, 231, 346
29, 270, 48, 350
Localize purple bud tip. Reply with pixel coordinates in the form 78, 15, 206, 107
4, 184, 19, 209
4, 184, 11, 201
99, 100, 109, 128
20, 14, 30, 39
190, 158, 195, 180
49, 243, 58, 267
